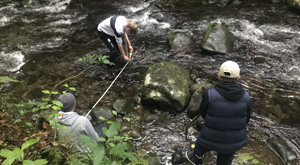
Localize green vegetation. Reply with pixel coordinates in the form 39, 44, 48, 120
0, 53, 148, 164
0, 139, 47, 165
235, 153, 264, 165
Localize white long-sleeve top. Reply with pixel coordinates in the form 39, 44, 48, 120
97, 16, 127, 46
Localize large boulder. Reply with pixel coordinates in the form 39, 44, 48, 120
141, 61, 193, 112
201, 22, 237, 55
288, 0, 300, 12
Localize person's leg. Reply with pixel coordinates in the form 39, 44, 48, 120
216, 152, 235, 165
97, 31, 115, 54
186, 142, 209, 165
94, 123, 109, 141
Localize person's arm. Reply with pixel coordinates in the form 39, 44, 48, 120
124, 33, 133, 52
82, 118, 100, 143
199, 90, 209, 119
118, 45, 130, 61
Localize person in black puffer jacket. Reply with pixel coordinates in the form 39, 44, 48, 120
186, 60, 251, 165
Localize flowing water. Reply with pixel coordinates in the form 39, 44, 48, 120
1, 0, 300, 164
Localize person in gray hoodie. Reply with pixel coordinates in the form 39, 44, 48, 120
55, 93, 101, 144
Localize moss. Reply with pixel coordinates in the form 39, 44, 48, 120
202, 22, 220, 47
168, 32, 178, 48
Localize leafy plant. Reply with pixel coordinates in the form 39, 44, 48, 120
78, 54, 114, 67
0, 76, 19, 91
235, 153, 264, 165
75, 109, 149, 165
0, 139, 48, 165
0, 76, 19, 83
77, 122, 136, 164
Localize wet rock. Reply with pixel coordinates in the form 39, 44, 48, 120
267, 137, 297, 164
190, 83, 201, 95
168, 31, 194, 49
92, 105, 114, 122
201, 22, 237, 55
202, 0, 232, 7
145, 152, 161, 165
288, 0, 300, 12
187, 87, 203, 119
187, 81, 213, 119
171, 148, 185, 164
144, 114, 158, 123
131, 126, 142, 139
141, 61, 193, 112
113, 97, 136, 115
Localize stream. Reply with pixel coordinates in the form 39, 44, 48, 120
1, 0, 300, 164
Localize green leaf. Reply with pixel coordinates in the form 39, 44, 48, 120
109, 136, 123, 142
93, 143, 105, 165
112, 110, 118, 116
252, 159, 259, 164
77, 135, 97, 150
63, 84, 69, 88
104, 122, 120, 138
99, 137, 106, 142
52, 105, 61, 111
41, 90, 50, 94
99, 116, 106, 121
125, 117, 131, 122
42, 97, 50, 101
14, 119, 21, 124
51, 91, 60, 95
69, 87, 77, 91
25, 122, 33, 127
0, 149, 13, 158
110, 142, 136, 162
21, 139, 39, 151
32, 107, 39, 112
0, 76, 19, 83
107, 121, 114, 125
108, 143, 115, 148
25, 159, 48, 165
78, 58, 84, 63
52, 100, 63, 107
2, 157, 17, 165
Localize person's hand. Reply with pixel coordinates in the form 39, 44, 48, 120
123, 55, 130, 62
129, 45, 133, 52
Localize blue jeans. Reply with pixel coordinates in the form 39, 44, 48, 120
193, 142, 235, 165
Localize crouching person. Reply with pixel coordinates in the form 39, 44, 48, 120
54, 93, 106, 154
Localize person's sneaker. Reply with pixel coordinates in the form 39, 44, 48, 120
185, 151, 203, 165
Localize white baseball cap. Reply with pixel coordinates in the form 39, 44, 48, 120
219, 60, 240, 78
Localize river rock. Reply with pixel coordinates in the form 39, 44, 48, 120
187, 81, 214, 119
141, 61, 193, 112
267, 137, 297, 164
201, 22, 237, 55
91, 105, 114, 121
288, 0, 300, 12
168, 31, 194, 49
202, 0, 233, 6
171, 148, 185, 164
113, 97, 136, 115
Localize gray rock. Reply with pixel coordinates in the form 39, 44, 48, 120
141, 61, 193, 112
201, 22, 237, 55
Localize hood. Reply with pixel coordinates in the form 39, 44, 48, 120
215, 80, 245, 101
56, 111, 79, 126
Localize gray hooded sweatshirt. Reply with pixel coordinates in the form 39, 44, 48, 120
55, 111, 99, 143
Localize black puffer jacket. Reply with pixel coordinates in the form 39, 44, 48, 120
196, 80, 251, 153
